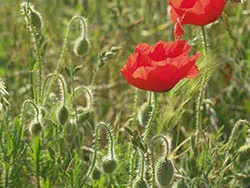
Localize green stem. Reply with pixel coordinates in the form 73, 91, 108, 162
129, 149, 137, 188
71, 72, 79, 129
201, 26, 208, 53
147, 91, 152, 105
139, 150, 145, 180
195, 26, 207, 144
4, 162, 9, 188
35, 136, 41, 188
132, 88, 140, 128
143, 92, 157, 144
90, 66, 99, 87
195, 88, 204, 144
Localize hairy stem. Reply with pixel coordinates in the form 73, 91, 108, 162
45, 16, 87, 103
143, 92, 157, 144
133, 88, 140, 128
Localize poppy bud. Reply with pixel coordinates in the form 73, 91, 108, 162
101, 158, 117, 174
138, 102, 152, 126
30, 7, 43, 32
91, 167, 101, 180
74, 37, 90, 56
29, 121, 42, 136
57, 105, 69, 125
133, 179, 148, 188
237, 144, 250, 163
156, 158, 174, 187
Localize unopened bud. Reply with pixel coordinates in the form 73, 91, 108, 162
156, 158, 174, 187
101, 158, 117, 174
92, 167, 101, 180
57, 105, 69, 125
237, 144, 250, 163
133, 179, 148, 188
74, 37, 90, 56
29, 121, 42, 136
30, 6, 43, 32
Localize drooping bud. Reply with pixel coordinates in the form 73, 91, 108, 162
101, 158, 117, 174
133, 179, 148, 188
91, 167, 101, 180
57, 105, 69, 125
73, 37, 90, 56
237, 144, 250, 163
156, 157, 174, 187
30, 6, 43, 33
29, 121, 42, 136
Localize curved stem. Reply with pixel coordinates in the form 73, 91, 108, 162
143, 92, 157, 144
21, 100, 40, 127
74, 86, 93, 112
45, 16, 87, 103
151, 134, 171, 159
42, 73, 67, 106
56, 16, 87, 74
85, 122, 115, 180
227, 120, 250, 150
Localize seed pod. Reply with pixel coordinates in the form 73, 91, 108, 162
138, 102, 152, 126
101, 158, 117, 174
57, 105, 69, 125
156, 158, 174, 187
29, 121, 42, 136
133, 179, 148, 188
92, 167, 101, 180
74, 37, 90, 56
237, 144, 250, 163
30, 7, 43, 32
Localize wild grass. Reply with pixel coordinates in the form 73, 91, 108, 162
0, 0, 250, 187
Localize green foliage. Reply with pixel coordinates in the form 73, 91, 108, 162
0, 0, 250, 187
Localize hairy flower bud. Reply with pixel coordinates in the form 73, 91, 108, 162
30, 6, 43, 32
101, 158, 117, 174
156, 158, 174, 187
92, 167, 101, 180
29, 121, 42, 136
74, 37, 90, 56
57, 105, 69, 125
237, 144, 250, 163
133, 179, 148, 188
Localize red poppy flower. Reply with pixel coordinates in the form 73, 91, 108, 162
121, 40, 200, 92
169, 0, 226, 26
